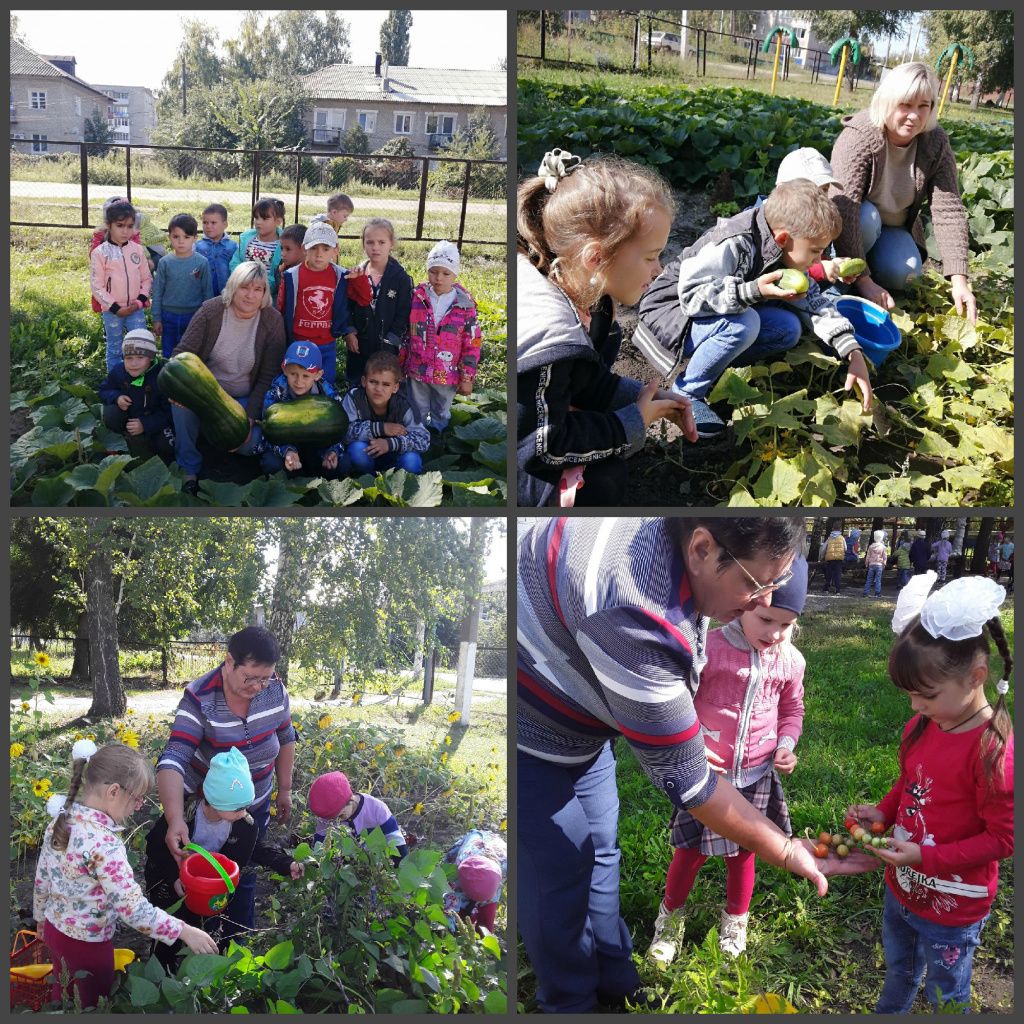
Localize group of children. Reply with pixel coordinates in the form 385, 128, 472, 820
644, 557, 1013, 1014
91, 192, 483, 482
516, 145, 880, 506
33, 742, 506, 1009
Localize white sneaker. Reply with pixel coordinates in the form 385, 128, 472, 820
647, 901, 686, 966
718, 910, 749, 957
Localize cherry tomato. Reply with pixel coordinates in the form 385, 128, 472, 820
871, 821, 886, 835
814, 843, 830, 859
819, 831, 832, 844
844, 816, 858, 831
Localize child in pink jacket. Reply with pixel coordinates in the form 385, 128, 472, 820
648, 556, 807, 963
404, 240, 482, 433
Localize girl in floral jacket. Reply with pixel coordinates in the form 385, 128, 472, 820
404, 240, 482, 432
33, 741, 217, 1007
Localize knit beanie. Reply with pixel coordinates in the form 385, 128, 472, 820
457, 854, 502, 902
123, 328, 158, 358
771, 555, 808, 616
308, 771, 353, 819
873, 530, 884, 542
426, 240, 460, 275
203, 747, 255, 811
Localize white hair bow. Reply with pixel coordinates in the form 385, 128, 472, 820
892, 572, 1005, 640
538, 148, 582, 192
892, 571, 937, 634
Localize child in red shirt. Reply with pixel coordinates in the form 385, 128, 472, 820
846, 573, 1014, 1013
276, 215, 369, 385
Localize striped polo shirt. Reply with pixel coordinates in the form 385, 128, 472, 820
517, 517, 717, 811
157, 664, 296, 809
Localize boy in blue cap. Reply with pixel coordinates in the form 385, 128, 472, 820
259, 340, 347, 477
144, 747, 302, 970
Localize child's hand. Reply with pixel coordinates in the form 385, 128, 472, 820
173, 879, 185, 897
846, 803, 886, 826
289, 861, 305, 879
366, 437, 389, 458
322, 451, 338, 471
345, 332, 359, 353
654, 388, 698, 442
757, 270, 798, 300
871, 839, 922, 867
116, 302, 138, 318
382, 423, 407, 437
773, 748, 798, 774
457, 378, 473, 396
179, 924, 219, 955
116, 395, 133, 411
636, 380, 692, 431
845, 350, 873, 412
824, 257, 864, 285
284, 450, 302, 472
152, 319, 163, 335
345, 266, 367, 279
125, 418, 144, 436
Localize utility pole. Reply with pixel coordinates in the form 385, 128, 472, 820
680, 11, 688, 63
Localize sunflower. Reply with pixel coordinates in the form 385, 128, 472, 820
351, 693, 362, 706
394, 745, 406, 757
119, 730, 140, 750
413, 802, 424, 815
325, 741, 334, 752
448, 711, 462, 724
444, 735, 452, 746
33, 779, 52, 797
318, 714, 332, 729
20, 702, 30, 711
33, 652, 51, 669
10, 742, 26, 759
356, 741, 367, 751
440, 752, 449, 765
499, 818, 507, 831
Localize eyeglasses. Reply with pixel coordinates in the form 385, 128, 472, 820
242, 674, 275, 689
715, 539, 794, 600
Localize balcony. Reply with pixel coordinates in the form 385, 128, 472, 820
427, 132, 454, 152
312, 127, 341, 146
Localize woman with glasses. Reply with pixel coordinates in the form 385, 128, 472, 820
518, 517, 861, 1013
155, 626, 295, 942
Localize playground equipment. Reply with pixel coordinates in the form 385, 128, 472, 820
761, 26, 798, 96
829, 36, 862, 106
936, 43, 976, 118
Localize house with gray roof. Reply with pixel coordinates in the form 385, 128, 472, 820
299, 55, 507, 159
10, 40, 113, 154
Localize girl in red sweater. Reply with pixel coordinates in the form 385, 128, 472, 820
849, 572, 1013, 1013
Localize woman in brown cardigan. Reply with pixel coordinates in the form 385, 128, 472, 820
829, 62, 976, 324
169, 261, 286, 492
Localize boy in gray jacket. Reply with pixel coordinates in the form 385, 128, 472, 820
635, 179, 873, 437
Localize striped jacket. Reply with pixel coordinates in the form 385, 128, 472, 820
517, 517, 717, 811
157, 665, 296, 809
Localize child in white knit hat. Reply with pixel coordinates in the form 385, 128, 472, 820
404, 240, 483, 433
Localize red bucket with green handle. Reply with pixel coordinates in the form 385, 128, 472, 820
179, 843, 239, 917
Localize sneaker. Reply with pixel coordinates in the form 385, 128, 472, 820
647, 901, 686, 966
718, 910, 749, 957
182, 478, 199, 497
687, 397, 727, 438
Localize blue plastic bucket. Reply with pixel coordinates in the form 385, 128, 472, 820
835, 296, 902, 366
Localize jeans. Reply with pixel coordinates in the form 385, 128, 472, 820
338, 440, 422, 476
314, 341, 337, 386
407, 379, 457, 431
518, 743, 640, 1013
219, 797, 271, 942
824, 561, 843, 590
897, 568, 912, 589
158, 308, 199, 359
673, 305, 803, 399
171, 391, 261, 477
859, 200, 924, 293
101, 307, 148, 371
101, 404, 175, 460
877, 887, 988, 1013
864, 564, 883, 596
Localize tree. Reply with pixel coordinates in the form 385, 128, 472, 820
273, 10, 351, 77
923, 10, 1013, 108
970, 518, 995, 575
431, 108, 505, 199
380, 10, 413, 66
223, 12, 276, 83
211, 78, 309, 151
10, 13, 24, 43
84, 107, 113, 156
342, 124, 371, 154
361, 135, 419, 189
155, 20, 223, 122
809, 11, 913, 42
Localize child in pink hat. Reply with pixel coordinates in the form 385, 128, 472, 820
308, 770, 408, 864
443, 829, 507, 934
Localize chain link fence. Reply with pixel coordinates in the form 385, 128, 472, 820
9, 140, 506, 249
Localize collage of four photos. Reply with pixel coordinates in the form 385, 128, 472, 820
5, 3, 1017, 1017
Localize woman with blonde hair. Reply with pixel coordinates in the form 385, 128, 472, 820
829, 62, 976, 323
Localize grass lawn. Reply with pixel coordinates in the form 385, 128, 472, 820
518, 596, 1014, 1013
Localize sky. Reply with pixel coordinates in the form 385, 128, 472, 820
12, 9, 507, 91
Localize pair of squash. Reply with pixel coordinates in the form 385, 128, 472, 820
158, 353, 348, 449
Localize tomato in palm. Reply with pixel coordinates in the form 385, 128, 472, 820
844, 816, 858, 831
871, 821, 886, 835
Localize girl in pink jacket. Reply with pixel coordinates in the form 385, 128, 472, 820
649, 556, 807, 963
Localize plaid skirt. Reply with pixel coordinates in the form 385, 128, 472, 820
669, 768, 792, 858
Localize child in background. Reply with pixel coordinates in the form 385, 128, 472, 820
230, 197, 285, 298
152, 213, 213, 358
864, 529, 889, 598
340, 351, 430, 477
822, 527, 846, 593
986, 533, 1003, 578
636, 178, 874, 437
277, 215, 360, 385
260, 341, 346, 477
195, 203, 238, 295
846, 574, 1013, 1013
517, 151, 696, 507
442, 829, 507, 935
648, 557, 807, 963
895, 533, 913, 590
406, 240, 482, 434
144, 747, 303, 971
345, 217, 413, 387
34, 741, 217, 1008
326, 192, 354, 235
98, 328, 174, 461
275, 224, 307, 307
309, 771, 408, 866
932, 529, 954, 583
90, 199, 152, 371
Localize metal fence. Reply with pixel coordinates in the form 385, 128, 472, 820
9, 140, 507, 249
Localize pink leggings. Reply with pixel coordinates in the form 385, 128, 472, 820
664, 846, 757, 916
43, 920, 115, 1009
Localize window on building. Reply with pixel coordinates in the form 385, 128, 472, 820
357, 110, 377, 134
32, 134, 48, 152
30, 90, 47, 110
394, 112, 413, 134
426, 113, 456, 137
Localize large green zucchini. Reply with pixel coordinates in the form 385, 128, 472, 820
157, 352, 250, 450
262, 395, 349, 447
